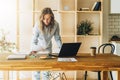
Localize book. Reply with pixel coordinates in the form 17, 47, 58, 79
94, 1, 101, 11
91, 2, 97, 11
7, 54, 27, 60
91, 1, 101, 11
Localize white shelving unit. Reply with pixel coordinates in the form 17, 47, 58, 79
58, 0, 103, 53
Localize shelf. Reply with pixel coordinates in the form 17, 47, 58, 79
77, 11, 102, 13
59, 11, 75, 13
33, 10, 58, 13
77, 35, 101, 37
58, 11, 101, 13
61, 35, 75, 37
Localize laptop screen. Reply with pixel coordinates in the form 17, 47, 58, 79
58, 43, 81, 57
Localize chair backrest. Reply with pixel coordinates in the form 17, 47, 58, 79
98, 43, 115, 54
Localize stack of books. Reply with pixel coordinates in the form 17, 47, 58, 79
91, 1, 101, 11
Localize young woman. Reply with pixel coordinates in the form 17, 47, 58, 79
30, 7, 62, 80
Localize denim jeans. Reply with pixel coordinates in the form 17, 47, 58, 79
32, 71, 50, 80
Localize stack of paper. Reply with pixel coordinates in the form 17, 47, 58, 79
57, 58, 77, 62
7, 54, 27, 60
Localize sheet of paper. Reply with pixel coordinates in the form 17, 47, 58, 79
7, 54, 27, 60
57, 58, 77, 62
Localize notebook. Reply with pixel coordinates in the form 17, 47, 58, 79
7, 54, 27, 60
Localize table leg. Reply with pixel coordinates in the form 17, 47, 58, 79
3, 71, 9, 80
101, 71, 108, 80
117, 71, 120, 80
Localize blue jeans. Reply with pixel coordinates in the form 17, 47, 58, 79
32, 71, 50, 80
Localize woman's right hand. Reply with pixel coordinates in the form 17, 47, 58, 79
29, 51, 37, 56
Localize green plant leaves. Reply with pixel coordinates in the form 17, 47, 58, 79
77, 20, 93, 35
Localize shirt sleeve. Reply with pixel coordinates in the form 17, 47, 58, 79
54, 23, 62, 49
30, 23, 43, 51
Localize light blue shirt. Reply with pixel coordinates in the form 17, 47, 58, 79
31, 21, 62, 53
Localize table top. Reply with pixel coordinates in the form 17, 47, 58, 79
0, 53, 120, 71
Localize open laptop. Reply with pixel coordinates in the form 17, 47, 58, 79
49, 42, 81, 57
58, 42, 81, 57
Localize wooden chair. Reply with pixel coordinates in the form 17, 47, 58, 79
84, 43, 115, 80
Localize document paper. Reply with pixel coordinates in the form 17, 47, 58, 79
7, 54, 26, 60
57, 58, 77, 62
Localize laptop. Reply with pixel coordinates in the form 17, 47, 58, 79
58, 42, 81, 57
49, 42, 81, 57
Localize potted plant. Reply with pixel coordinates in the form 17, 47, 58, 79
77, 20, 93, 35
0, 29, 16, 53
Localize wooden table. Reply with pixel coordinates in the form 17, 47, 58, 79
0, 53, 120, 80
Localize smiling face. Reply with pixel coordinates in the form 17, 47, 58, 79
42, 14, 51, 26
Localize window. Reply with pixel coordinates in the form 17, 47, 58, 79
0, 0, 16, 44
0, 0, 31, 79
